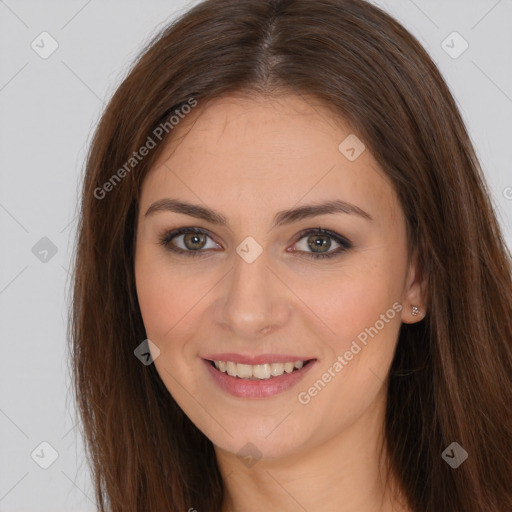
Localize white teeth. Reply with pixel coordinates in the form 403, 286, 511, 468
270, 363, 284, 376
253, 363, 271, 379
213, 360, 308, 379
226, 361, 237, 377
284, 362, 295, 373
236, 363, 253, 378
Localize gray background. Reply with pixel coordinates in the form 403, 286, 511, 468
0, 0, 511, 510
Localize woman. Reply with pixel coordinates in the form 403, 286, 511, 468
69, 0, 512, 510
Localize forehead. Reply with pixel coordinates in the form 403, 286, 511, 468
157, 92, 355, 165
140, 93, 401, 225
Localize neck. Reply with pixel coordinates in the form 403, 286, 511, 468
215, 387, 409, 512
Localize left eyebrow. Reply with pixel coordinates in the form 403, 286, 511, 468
144, 198, 373, 227
273, 199, 373, 226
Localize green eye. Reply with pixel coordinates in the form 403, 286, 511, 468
159, 227, 218, 257
291, 227, 352, 259
159, 226, 352, 259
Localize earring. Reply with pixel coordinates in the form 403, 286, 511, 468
411, 305, 421, 316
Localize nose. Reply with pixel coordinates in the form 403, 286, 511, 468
214, 251, 291, 339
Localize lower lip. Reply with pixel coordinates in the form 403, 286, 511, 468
203, 359, 316, 398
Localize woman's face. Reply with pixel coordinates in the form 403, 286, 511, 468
134, 93, 423, 460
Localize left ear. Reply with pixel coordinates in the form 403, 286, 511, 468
401, 247, 428, 324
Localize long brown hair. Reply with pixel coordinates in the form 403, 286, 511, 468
68, 0, 512, 510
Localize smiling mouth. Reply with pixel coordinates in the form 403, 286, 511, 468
207, 359, 315, 380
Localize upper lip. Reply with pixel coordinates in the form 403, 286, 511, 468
202, 353, 315, 365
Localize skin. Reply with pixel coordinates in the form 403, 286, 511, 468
134, 92, 426, 512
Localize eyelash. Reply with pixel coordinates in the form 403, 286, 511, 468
158, 226, 353, 260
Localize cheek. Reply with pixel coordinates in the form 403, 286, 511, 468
290, 247, 405, 412
134, 252, 202, 400
134, 247, 220, 370
135, 263, 174, 339
292, 259, 403, 351
292, 271, 402, 439
135, 248, 194, 343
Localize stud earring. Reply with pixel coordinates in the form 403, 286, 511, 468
411, 305, 421, 316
